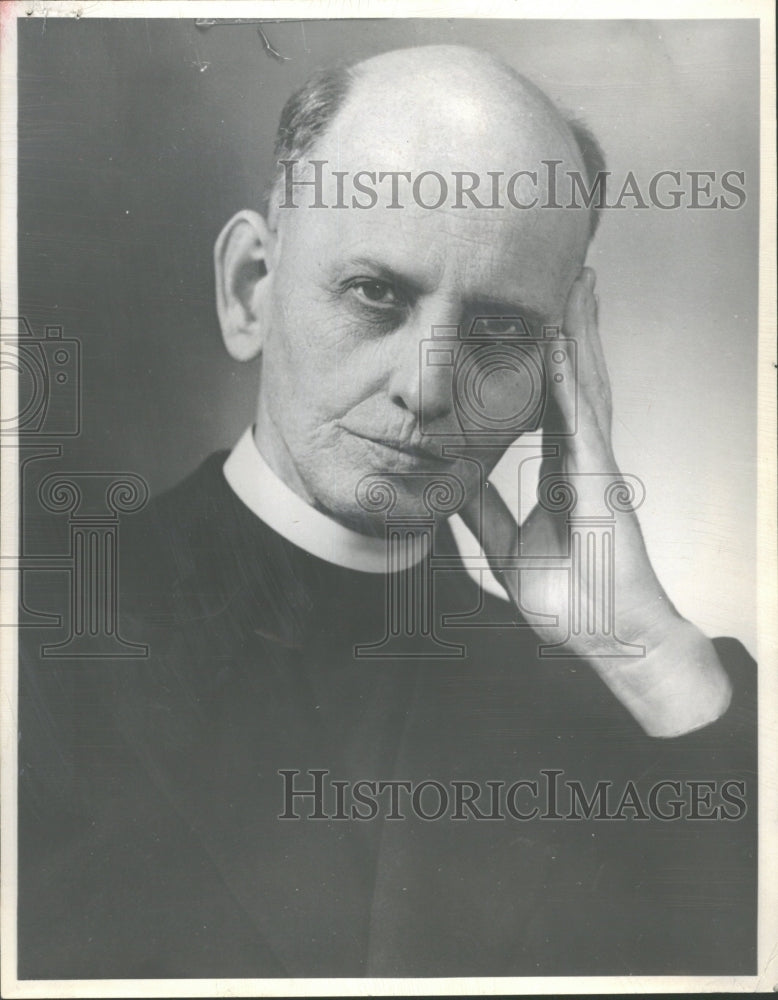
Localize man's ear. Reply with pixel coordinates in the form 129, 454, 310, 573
214, 210, 277, 361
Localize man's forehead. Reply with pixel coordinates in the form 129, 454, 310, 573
332, 45, 581, 169
281, 197, 583, 318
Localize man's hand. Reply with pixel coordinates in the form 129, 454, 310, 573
462, 268, 732, 738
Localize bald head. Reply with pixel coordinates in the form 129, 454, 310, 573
271, 44, 605, 239
345, 46, 581, 162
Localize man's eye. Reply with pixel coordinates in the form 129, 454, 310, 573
472, 317, 532, 337
350, 279, 402, 307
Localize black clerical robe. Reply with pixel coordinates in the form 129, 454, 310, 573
18, 452, 757, 979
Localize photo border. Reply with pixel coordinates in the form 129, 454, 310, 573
1, 1, 775, 995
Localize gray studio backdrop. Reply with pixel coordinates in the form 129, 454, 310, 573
18, 17, 759, 652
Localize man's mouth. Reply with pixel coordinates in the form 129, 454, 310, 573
349, 430, 447, 464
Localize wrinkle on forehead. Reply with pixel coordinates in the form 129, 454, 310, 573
281, 198, 581, 322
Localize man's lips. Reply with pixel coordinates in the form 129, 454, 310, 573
349, 430, 446, 463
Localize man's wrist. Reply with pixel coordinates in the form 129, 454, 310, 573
589, 617, 733, 738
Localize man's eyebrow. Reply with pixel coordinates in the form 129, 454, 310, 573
334, 256, 430, 298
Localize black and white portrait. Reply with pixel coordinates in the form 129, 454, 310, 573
2, 5, 774, 995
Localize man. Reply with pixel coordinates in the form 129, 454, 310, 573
19, 45, 756, 979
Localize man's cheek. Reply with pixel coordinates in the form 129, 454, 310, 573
279, 299, 363, 360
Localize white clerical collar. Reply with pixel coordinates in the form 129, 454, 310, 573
223, 426, 509, 599
223, 426, 429, 574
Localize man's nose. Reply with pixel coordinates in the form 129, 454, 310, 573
387, 311, 459, 428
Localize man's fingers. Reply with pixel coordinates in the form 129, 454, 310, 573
461, 480, 518, 563
559, 266, 612, 442
562, 268, 601, 388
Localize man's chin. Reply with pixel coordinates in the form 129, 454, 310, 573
304, 432, 486, 532
312, 466, 468, 536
